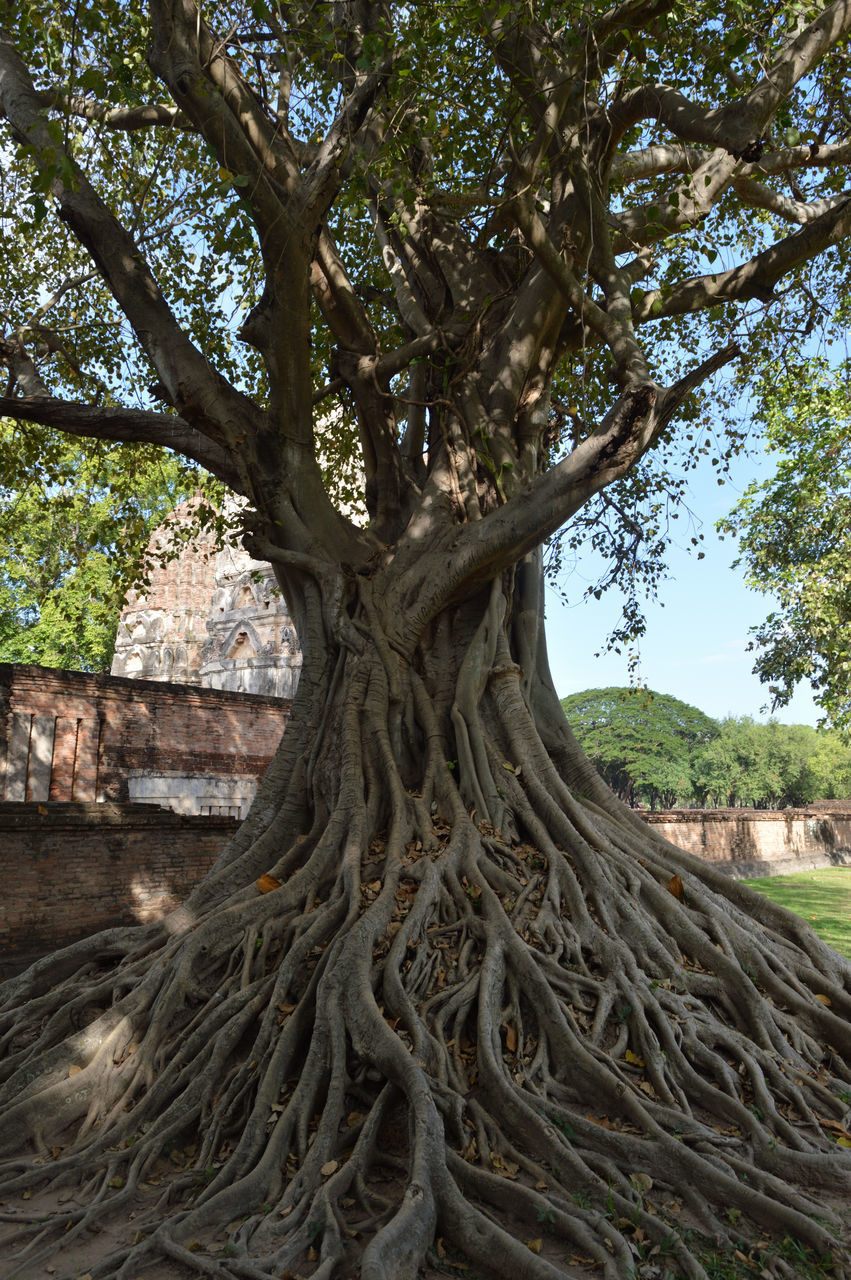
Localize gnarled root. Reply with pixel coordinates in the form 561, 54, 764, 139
1, 611, 850, 1280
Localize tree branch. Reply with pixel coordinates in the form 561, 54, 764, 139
606, 0, 851, 162
611, 145, 740, 252
425, 344, 741, 606
147, 0, 301, 241
512, 194, 647, 382
731, 177, 850, 224
634, 195, 851, 322
34, 90, 193, 132
0, 25, 259, 453
0, 396, 243, 489
614, 137, 851, 184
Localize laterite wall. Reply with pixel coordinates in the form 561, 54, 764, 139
0, 802, 238, 967
0, 664, 289, 815
643, 807, 851, 878
4, 805, 851, 972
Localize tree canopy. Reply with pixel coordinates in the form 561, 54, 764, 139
691, 715, 822, 808
722, 355, 851, 733
0, 424, 212, 670
560, 685, 718, 808
561, 688, 851, 808
2, 4, 851, 1279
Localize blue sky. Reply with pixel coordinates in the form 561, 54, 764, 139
545, 444, 821, 727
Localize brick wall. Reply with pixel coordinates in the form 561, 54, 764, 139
5, 801, 851, 972
0, 802, 237, 965
643, 807, 851, 877
0, 664, 289, 815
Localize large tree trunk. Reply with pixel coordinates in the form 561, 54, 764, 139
1, 557, 850, 1280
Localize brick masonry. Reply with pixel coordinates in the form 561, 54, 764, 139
0, 664, 290, 815
3, 801, 851, 969
643, 807, 851, 878
0, 802, 237, 967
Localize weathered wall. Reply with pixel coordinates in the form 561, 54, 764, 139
4, 804, 851, 970
0, 802, 237, 966
111, 497, 302, 698
643, 808, 851, 878
0, 664, 289, 816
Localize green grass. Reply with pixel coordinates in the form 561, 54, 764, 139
742, 867, 851, 959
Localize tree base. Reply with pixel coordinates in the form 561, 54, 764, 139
1, 639, 851, 1280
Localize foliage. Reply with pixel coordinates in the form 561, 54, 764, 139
0, 422, 211, 671
692, 716, 822, 808
1, 3, 851, 1279
563, 689, 851, 808
722, 357, 851, 733
560, 686, 718, 808
744, 867, 851, 960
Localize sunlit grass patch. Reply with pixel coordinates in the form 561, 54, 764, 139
743, 867, 851, 958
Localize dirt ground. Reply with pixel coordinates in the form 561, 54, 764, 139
0, 1179, 606, 1280
2, 1161, 850, 1280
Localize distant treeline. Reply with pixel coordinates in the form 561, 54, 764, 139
560, 687, 851, 811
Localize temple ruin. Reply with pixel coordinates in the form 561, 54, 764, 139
111, 497, 302, 699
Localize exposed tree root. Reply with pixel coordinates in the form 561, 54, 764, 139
2, 591, 851, 1280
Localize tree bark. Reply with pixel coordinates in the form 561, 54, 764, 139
1, 552, 850, 1280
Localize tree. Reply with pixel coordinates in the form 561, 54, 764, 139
722, 356, 851, 733
806, 729, 851, 800
560, 686, 718, 808
692, 716, 822, 808
2, 4, 851, 1277
0, 422, 212, 670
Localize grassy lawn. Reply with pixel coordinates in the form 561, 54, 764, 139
743, 866, 851, 959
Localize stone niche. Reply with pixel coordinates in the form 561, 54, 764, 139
111, 498, 302, 698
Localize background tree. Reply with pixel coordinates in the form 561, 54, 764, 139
2, 4, 851, 1279
722, 355, 851, 733
0, 422, 212, 670
692, 716, 822, 808
560, 685, 718, 808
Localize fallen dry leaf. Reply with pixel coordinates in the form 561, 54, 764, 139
320, 1159, 339, 1177
527, 1238, 543, 1254
668, 874, 685, 901
257, 874, 281, 894
815, 993, 832, 1006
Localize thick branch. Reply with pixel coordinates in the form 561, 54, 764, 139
608, 0, 851, 158
148, 0, 301, 241
731, 177, 850, 224
399, 347, 739, 617
34, 90, 193, 132
614, 137, 851, 183
634, 194, 851, 321
0, 396, 243, 488
512, 195, 647, 382
612, 146, 739, 252
0, 27, 258, 452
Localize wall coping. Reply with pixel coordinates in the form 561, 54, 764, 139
643, 808, 851, 824
0, 662, 291, 712
0, 800, 239, 832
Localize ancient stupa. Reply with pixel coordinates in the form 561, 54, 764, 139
111, 498, 301, 699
